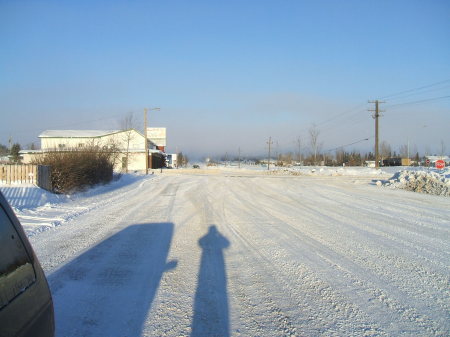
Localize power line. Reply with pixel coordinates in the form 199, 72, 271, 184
385, 95, 450, 109
319, 110, 368, 134
383, 83, 450, 102
379, 78, 450, 100
324, 137, 372, 152
312, 79, 450, 133
315, 103, 367, 127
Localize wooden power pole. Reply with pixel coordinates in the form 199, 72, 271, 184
238, 147, 241, 169
267, 137, 273, 170
144, 108, 149, 174
368, 100, 385, 168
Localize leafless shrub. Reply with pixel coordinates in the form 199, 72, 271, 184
32, 144, 117, 193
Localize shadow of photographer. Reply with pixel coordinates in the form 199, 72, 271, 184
191, 225, 230, 337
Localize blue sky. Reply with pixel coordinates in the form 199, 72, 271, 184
1, 0, 449, 157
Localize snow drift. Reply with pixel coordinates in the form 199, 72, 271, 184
378, 168, 450, 196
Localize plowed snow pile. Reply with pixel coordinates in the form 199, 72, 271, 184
379, 168, 450, 196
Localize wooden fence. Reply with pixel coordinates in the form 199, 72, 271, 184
0, 165, 53, 192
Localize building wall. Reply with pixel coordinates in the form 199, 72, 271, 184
20, 153, 35, 164
28, 130, 165, 172
21, 151, 150, 172
118, 152, 148, 172
40, 130, 145, 151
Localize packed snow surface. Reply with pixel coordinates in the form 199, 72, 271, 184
1, 168, 449, 336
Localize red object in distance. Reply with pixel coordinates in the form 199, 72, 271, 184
435, 159, 445, 169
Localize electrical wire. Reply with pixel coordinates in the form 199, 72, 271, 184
383, 83, 450, 102
385, 95, 450, 109
379, 78, 450, 100
324, 137, 372, 152
314, 103, 367, 127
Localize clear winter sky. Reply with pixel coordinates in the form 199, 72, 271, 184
1, 0, 449, 158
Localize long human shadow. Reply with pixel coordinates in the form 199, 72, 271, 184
191, 225, 230, 337
48, 223, 176, 337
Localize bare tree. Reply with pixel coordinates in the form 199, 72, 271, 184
399, 143, 417, 159
380, 141, 392, 159
177, 152, 188, 167
296, 137, 302, 163
26, 142, 37, 150
440, 140, 446, 157
399, 144, 408, 158
120, 112, 137, 173
335, 147, 345, 165
309, 124, 322, 164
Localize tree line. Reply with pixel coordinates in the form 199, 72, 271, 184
215, 124, 446, 167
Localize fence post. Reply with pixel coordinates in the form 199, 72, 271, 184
7, 165, 12, 184
0, 164, 47, 188
37, 165, 52, 192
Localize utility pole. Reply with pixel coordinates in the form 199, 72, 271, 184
407, 138, 410, 162
238, 147, 241, 169
297, 137, 302, 164
275, 140, 279, 164
144, 108, 148, 174
267, 137, 273, 170
368, 100, 385, 168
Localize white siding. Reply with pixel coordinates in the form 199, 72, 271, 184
40, 130, 146, 151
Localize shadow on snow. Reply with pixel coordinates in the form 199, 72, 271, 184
48, 222, 176, 337
191, 225, 230, 337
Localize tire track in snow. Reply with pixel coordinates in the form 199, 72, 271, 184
223, 182, 388, 336
227, 176, 449, 336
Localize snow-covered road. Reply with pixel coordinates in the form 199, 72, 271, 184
19, 172, 450, 336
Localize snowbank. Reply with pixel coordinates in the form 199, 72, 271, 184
269, 166, 389, 177
0, 173, 152, 236
377, 168, 450, 197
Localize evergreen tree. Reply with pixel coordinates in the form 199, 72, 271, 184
0, 143, 8, 156
10, 143, 22, 163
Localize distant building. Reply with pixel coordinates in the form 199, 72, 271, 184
166, 153, 178, 168
20, 129, 166, 171
425, 155, 450, 164
0, 155, 10, 164
147, 128, 166, 152
382, 158, 412, 166
364, 160, 375, 168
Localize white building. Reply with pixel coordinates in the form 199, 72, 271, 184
425, 155, 450, 164
20, 129, 166, 171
